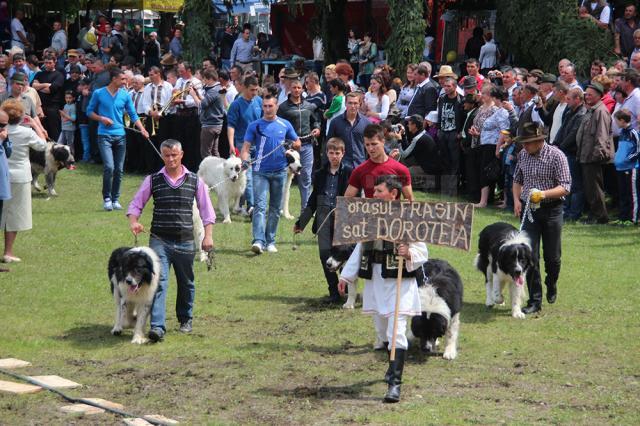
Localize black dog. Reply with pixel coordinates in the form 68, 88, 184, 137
108, 246, 160, 344
410, 259, 463, 360
475, 222, 533, 319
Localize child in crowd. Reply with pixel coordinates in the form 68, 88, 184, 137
75, 79, 91, 162
294, 138, 352, 304
59, 91, 77, 166
323, 79, 346, 135
612, 108, 640, 224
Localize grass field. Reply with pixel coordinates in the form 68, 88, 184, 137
0, 163, 639, 425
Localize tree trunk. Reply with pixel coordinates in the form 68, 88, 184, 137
319, 0, 348, 65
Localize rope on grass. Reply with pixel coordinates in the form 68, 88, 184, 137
0, 367, 172, 425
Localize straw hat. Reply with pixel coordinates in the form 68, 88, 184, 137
434, 65, 458, 79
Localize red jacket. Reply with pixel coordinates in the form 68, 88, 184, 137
602, 93, 615, 113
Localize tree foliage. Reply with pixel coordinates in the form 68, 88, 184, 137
182, 0, 213, 63
386, 0, 426, 75
497, 0, 614, 75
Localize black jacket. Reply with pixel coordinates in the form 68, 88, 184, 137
555, 104, 587, 156
277, 97, 320, 140
295, 162, 352, 234
407, 80, 438, 118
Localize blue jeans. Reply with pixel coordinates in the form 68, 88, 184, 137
79, 124, 90, 161
240, 144, 255, 209
252, 169, 287, 246
149, 237, 196, 331
563, 154, 584, 220
298, 143, 314, 211
97, 134, 126, 201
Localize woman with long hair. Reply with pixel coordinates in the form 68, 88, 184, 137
363, 74, 389, 123
397, 64, 418, 118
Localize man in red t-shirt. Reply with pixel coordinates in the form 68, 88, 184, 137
345, 124, 413, 200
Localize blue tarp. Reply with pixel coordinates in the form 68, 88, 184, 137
212, 0, 270, 15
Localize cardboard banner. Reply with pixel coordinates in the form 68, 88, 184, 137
332, 197, 474, 251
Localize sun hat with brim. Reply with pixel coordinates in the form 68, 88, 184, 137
282, 68, 299, 79
10, 72, 27, 85
462, 76, 477, 89
434, 65, 458, 79
586, 82, 604, 95
540, 73, 557, 84
425, 110, 439, 123
514, 122, 546, 144
160, 53, 177, 66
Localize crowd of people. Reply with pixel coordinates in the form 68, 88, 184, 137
1, 12, 639, 271
2, 5, 638, 405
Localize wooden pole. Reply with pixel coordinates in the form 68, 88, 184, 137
389, 255, 404, 361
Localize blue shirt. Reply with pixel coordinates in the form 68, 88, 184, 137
228, 96, 262, 148
86, 86, 139, 136
326, 112, 371, 170
480, 108, 509, 146
230, 38, 255, 65
244, 117, 298, 172
615, 127, 640, 171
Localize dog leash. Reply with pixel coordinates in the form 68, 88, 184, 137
519, 197, 535, 232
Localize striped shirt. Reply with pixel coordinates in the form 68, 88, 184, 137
513, 143, 571, 203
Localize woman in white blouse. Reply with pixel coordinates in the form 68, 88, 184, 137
1, 99, 47, 263
363, 74, 390, 123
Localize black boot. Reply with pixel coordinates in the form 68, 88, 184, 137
383, 348, 406, 403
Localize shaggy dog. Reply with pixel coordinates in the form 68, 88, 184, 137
325, 243, 357, 309
281, 149, 302, 220
409, 259, 463, 360
198, 155, 247, 224
108, 247, 160, 344
30, 142, 75, 196
475, 222, 533, 319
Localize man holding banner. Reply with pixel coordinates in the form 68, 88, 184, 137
344, 124, 413, 200
338, 176, 428, 403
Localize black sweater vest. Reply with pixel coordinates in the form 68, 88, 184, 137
358, 241, 416, 280
150, 171, 197, 242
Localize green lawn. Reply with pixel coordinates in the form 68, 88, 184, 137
0, 163, 639, 425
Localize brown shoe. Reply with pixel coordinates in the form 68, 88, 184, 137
0, 267, 9, 272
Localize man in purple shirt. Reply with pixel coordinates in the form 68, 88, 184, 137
127, 139, 215, 342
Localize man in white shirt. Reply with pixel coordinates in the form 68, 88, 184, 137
172, 62, 204, 171
50, 21, 67, 59
141, 66, 174, 172
11, 10, 29, 50
612, 68, 640, 136
560, 64, 582, 90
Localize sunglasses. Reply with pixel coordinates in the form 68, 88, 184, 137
0, 123, 7, 128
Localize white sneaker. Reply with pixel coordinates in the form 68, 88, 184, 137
103, 199, 113, 211
112, 200, 123, 210
266, 244, 278, 253
251, 243, 263, 254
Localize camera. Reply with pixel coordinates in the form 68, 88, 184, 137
391, 124, 403, 133
532, 95, 541, 104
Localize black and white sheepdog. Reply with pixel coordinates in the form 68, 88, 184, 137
30, 142, 75, 196
410, 259, 463, 360
475, 222, 533, 319
108, 247, 160, 344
